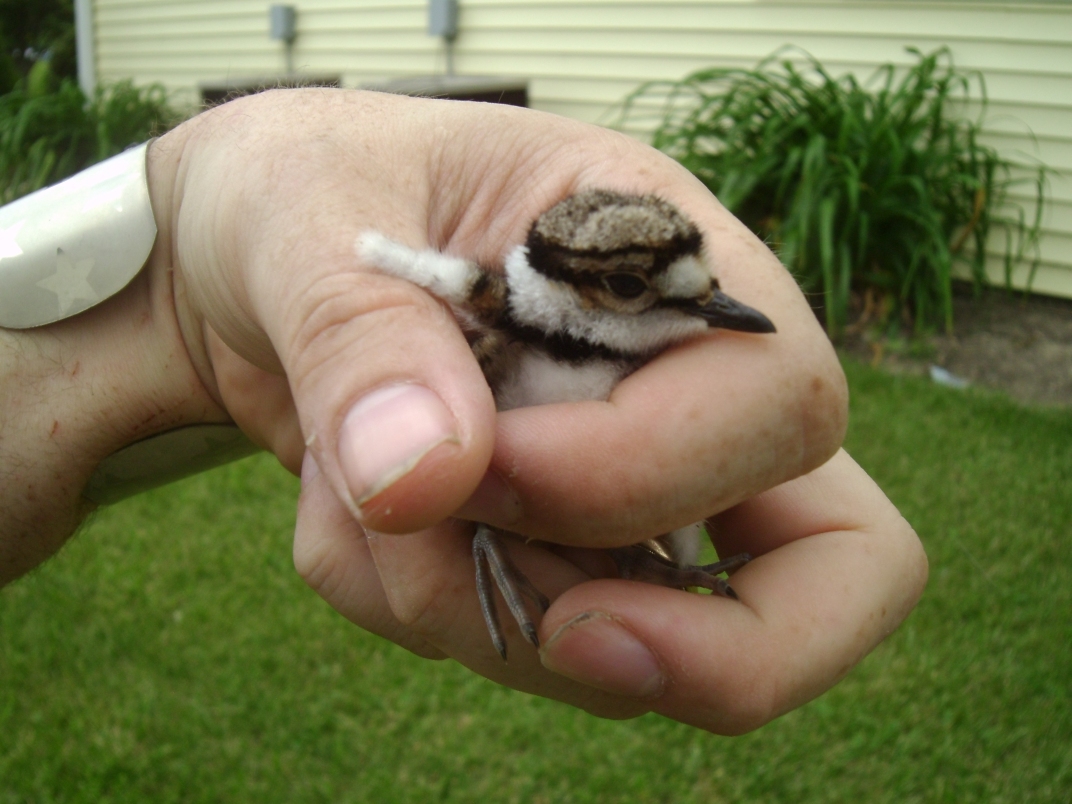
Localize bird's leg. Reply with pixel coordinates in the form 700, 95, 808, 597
473, 524, 551, 660
608, 547, 752, 599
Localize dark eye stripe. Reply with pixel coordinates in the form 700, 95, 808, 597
528, 228, 703, 262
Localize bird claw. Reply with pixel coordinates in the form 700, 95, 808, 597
474, 526, 750, 660
608, 546, 752, 597
473, 525, 550, 661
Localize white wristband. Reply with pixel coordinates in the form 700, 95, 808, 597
0, 142, 157, 328
0, 143, 263, 503
83, 424, 262, 505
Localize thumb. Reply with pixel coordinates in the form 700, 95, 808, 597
162, 95, 497, 534
269, 248, 496, 534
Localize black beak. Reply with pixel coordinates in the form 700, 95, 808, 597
698, 289, 777, 334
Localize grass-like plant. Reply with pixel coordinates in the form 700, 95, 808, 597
0, 77, 181, 204
2, 363, 1069, 800
619, 48, 1050, 336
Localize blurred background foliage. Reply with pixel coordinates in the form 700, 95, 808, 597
0, 77, 181, 204
620, 48, 1051, 338
0, 7, 1058, 338
0, 1, 181, 204
0, 0, 77, 92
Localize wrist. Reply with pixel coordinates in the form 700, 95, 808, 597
0, 140, 231, 584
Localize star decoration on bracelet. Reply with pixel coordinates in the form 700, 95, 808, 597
36, 247, 98, 315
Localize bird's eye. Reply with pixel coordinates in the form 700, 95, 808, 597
603, 272, 649, 299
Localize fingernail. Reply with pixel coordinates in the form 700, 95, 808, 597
300, 450, 320, 488
455, 470, 522, 526
337, 384, 459, 508
540, 612, 666, 699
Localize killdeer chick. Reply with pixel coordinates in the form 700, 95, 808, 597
357, 189, 775, 660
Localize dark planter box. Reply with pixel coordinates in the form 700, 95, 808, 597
362, 75, 528, 107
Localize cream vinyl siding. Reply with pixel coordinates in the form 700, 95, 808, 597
94, 0, 1072, 297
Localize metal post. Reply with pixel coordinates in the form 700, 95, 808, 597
74, 0, 96, 98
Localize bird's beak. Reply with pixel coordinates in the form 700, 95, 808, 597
698, 290, 777, 333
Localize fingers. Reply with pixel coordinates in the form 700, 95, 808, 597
709, 448, 904, 558
226, 258, 496, 535
346, 448, 926, 733
274, 264, 497, 534
293, 452, 446, 660
361, 517, 653, 719
215, 234, 496, 534
536, 450, 928, 734
297, 439, 646, 718
203, 325, 305, 474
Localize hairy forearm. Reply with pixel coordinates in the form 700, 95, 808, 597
0, 320, 96, 581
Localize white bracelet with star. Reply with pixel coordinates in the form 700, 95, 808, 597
0, 142, 262, 504
0, 142, 157, 328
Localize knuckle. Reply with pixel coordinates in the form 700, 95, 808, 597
279, 272, 455, 406
366, 528, 475, 640
796, 345, 850, 470
292, 528, 337, 595
386, 562, 469, 635
691, 670, 784, 736
284, 271, 441, 362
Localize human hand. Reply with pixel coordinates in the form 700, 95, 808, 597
0, 89, 926, 733
153, 90, 920, 731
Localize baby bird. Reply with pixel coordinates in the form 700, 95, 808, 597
357, 189, 775, 660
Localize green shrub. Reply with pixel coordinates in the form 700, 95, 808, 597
0, 77, 182, 204
619, 48, 1050, 336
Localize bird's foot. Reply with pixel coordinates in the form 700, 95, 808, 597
608, 546, 752, 599
473, 529, 751, 661
473, 525, 550, 661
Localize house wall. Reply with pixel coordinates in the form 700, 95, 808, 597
93, 0, 1072, 297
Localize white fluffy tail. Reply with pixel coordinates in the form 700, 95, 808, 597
356, 230, 478, 303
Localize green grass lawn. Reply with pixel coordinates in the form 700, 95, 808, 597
2, 361, 1070, 803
